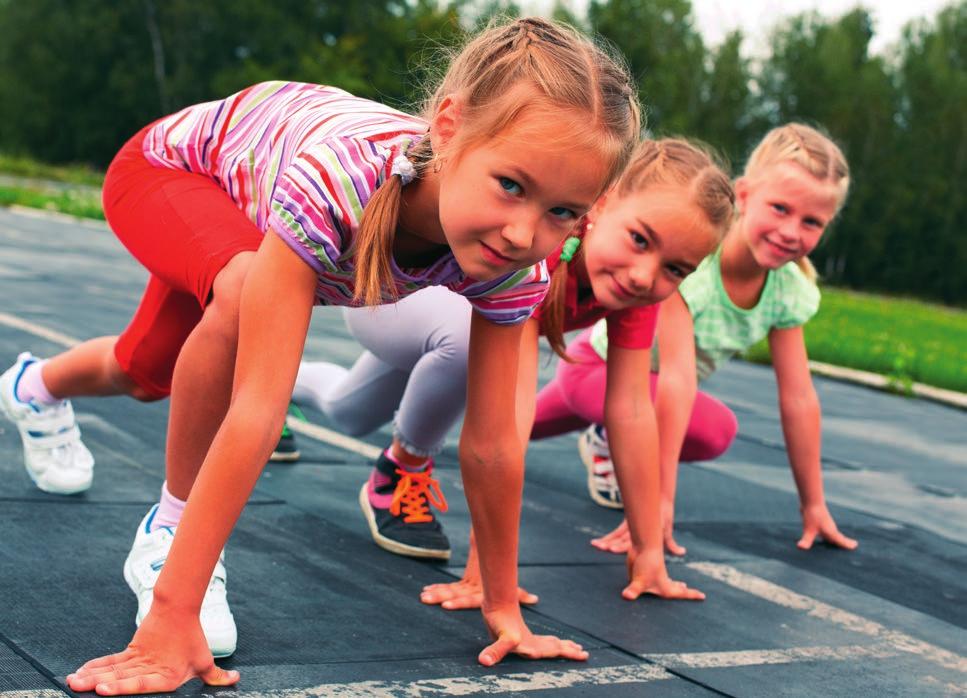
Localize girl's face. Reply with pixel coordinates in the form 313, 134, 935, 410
432, 96, 609, 281
735, 162, 840, 269
582, 185, 718, 310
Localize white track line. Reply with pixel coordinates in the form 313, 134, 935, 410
285, 416, 382, 460
0, 690, 65, 697
643, 642, 899, 668
0, 311, 79, 348
232, 664, 674, 698
689, 562, 967, 674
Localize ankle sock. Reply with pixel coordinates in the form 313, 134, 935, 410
151, 482, 187, 531
369, 448, 430, 508
383, 447, 429, 474
15, 360, 60, 406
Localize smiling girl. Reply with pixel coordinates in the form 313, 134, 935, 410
294, 138, 734, 607
41, 18, 644, 695
553, 123, 858, 557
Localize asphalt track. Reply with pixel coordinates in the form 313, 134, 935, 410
0, 206, 964, 697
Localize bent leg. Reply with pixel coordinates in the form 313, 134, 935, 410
680, 389, 738, 462
342, 286, 472, 456
302, 350, 409, 436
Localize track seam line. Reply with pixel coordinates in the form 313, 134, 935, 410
0, 628, 70, 697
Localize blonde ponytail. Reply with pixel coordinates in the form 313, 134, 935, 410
353, 174, 404, 305
539, 254, 576, 360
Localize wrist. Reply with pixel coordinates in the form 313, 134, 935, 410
151, 581, 203, 617
799, 494, 827, 509
481, 599, 521, 617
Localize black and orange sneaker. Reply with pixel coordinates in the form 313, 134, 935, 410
358, 450, 450, 560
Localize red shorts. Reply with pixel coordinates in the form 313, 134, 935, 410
104, 124, 263, 398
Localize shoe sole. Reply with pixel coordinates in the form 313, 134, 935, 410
577, 434, 624, 510
358, 483, 450, 560
268, 450, 301, 462
0, 396, 93, 495
122, 553, 236, 658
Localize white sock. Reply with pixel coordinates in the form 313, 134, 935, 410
151, 481, 187, 531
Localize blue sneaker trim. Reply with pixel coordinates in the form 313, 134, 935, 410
11, 357, 41, 413
143, 504, 160, 533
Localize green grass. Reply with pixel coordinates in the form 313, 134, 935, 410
743, 287, 967, 394
0, 152, 104, 187
0, 185, 104, 220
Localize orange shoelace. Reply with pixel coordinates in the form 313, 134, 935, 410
389, 467, 449, 523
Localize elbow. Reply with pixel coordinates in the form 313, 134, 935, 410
779, 387, 819, 417
223, 403, 288, 461
660, 369, 696, 396
459, 433, 522, 474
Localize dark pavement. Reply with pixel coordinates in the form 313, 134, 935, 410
1, 207, 964, 697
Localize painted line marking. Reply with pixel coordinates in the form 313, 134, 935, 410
230, 664, 674, 697
0, 311, 80, 349
643, 642, 899, 668
285, 416, 382, 460
7, 204, 109, 231
0, 690, 66, 697
689, 562, 967, 674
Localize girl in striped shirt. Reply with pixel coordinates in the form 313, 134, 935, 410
34, 18, 641, 695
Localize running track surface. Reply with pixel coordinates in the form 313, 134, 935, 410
0, 207, 964, 697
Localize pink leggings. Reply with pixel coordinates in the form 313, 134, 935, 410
531, 329, 738, 462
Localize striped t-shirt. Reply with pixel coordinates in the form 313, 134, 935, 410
142, 81, 548, 324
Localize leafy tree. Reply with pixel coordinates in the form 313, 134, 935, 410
587, 0, 707, 135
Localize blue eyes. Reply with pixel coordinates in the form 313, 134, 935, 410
631, 230, 686, 280
498, 177, 576, 221
499, 177, 522, 195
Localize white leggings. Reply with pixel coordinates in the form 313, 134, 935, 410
294, 287, 471, 457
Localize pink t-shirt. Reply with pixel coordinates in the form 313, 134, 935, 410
531, 237, 658, 349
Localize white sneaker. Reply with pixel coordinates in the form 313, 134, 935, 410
0, 352, 94, 494
577, 425, 623, 509
123, 505, 237, 658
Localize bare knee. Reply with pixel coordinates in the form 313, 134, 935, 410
102, 352, 164, 402
129, 385, 165, 402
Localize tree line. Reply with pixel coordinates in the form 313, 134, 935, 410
0, 0, 963, 304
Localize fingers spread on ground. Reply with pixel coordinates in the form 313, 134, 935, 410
200, 665, 241, 686
75, 651, 132, 675
94, 673, 170, 696
479, 635, 518, 667
442, 595, 482, 610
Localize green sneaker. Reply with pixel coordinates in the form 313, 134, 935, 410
269, 405, 302, 462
